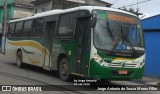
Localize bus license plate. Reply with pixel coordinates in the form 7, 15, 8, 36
118, 70, 128, 75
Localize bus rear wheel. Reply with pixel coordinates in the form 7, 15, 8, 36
16, 51, 23, 68
59, 58, 70, 81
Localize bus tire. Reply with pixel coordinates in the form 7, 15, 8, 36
16, 51, 23, 68
59, 58, 70, 81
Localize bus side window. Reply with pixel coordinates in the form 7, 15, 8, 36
14, 21, 23, 38
32, 18, 44, 38
22, 20, 32, 38
58, 13, 76, 38
8, 23, 15, 38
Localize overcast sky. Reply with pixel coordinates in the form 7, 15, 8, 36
102, 0, 160, 19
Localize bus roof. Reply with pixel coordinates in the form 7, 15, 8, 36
9, 6, 137, 23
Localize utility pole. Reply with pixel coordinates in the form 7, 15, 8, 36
118, 0, 151, 9
3, 0, 7, 54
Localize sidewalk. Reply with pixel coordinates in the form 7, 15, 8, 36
142, 76, 160, 86
131, 76, 160, 86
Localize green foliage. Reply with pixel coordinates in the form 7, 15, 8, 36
119, 7, 143, 16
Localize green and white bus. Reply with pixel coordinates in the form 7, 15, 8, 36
5, 6, 145, 81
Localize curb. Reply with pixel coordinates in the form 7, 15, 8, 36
130, 80, 160, 86
130, 80, 146, 84
157, 82, 160, 86
146, 82, 159, 86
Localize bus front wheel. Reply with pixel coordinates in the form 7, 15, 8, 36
16, 51, 23, 68
59, 58, 70, 81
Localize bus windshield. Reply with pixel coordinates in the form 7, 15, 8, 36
93, 10, 144, 54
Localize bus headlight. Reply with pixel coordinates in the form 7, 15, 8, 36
132, 61, 144, 68
94, 54, 108, 67
94, 55, 99, 60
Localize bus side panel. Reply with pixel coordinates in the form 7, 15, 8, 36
50, 39, 72, 70
6, 38, 32, 65
20, 40, 30, 64
50, 39, 61, 70
5, 39, 17, 61
28, 40, 44, 67
50, 39, 77, 73
5, 38, 34, 66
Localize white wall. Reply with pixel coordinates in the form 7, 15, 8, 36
14, 6, 33, 18
85, 0, 107, 6
34, 0, 52, 13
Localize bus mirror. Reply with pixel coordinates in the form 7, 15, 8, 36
91, 17, 97, 28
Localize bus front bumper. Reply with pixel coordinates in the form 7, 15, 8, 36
89, 59, 144, 80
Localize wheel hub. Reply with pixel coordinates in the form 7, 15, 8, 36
61, 63, 68, 76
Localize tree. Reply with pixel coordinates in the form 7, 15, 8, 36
119, 7, 143, 16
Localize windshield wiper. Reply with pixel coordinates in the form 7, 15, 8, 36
123, 33, 138, 56
111, 25, 138, 56
95, 20, 116, 43
106, 22, 115, 43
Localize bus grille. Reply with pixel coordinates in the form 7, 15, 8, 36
108, 63, 137, 68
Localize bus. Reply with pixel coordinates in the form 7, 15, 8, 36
5, 6, 145, 81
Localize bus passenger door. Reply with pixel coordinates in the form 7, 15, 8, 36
43, 22, 56, 67
74, 17, 90, 75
